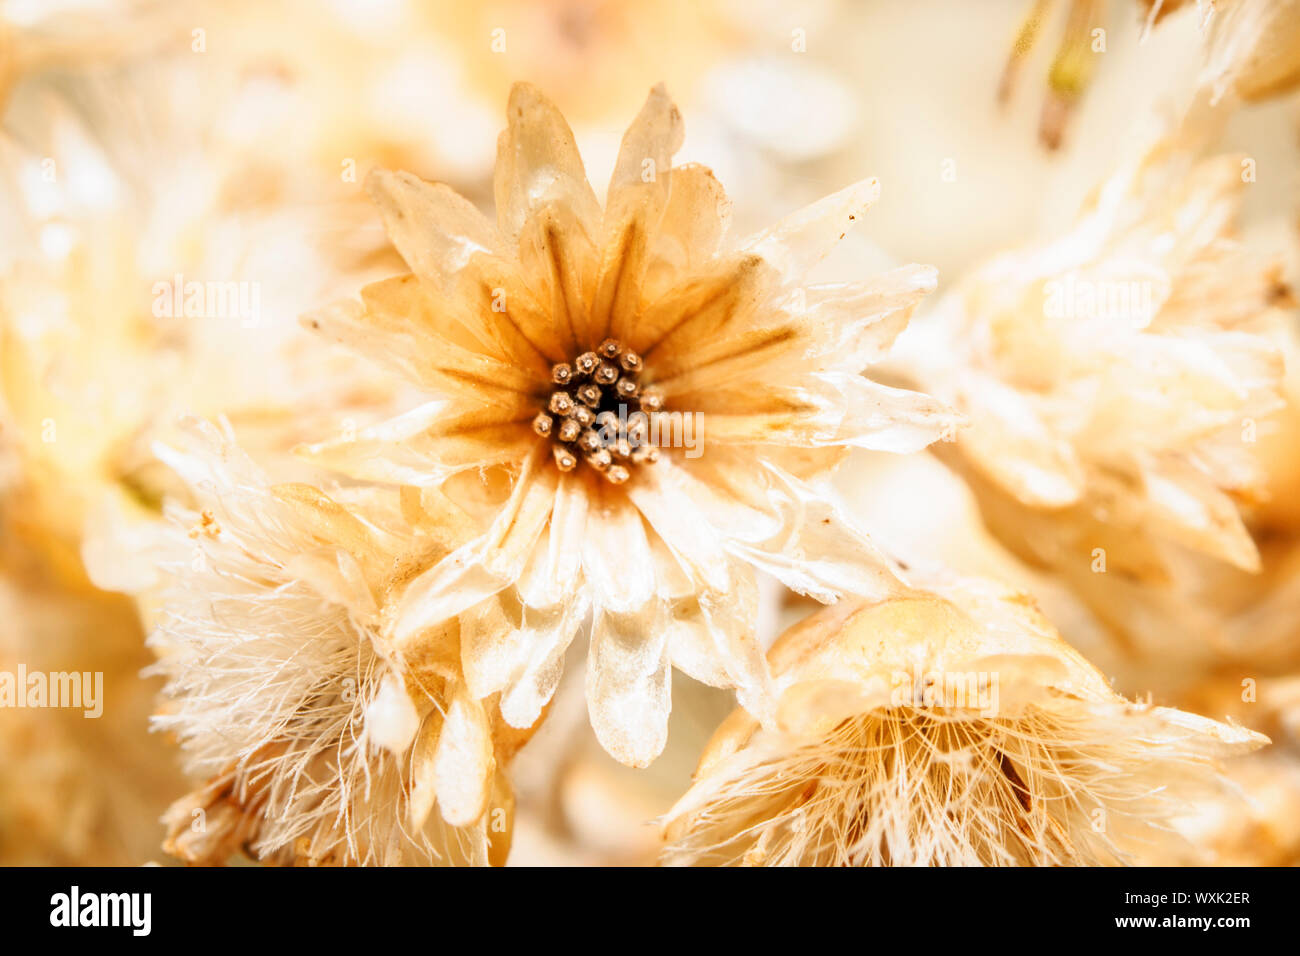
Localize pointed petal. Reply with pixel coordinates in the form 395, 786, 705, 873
366, 168, 502, 283
304, 277, 540, 403
597, 84, 684, 343
392, 443, 557, 644
297, 399, 534, 487
643, 162, 731, 302
636, 254, 776, 359
740, 177, 880, 284
494, 82, 601, 238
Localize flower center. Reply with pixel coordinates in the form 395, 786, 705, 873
532, 338, 664, 484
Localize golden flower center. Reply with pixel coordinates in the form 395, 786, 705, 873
531, 338, 664, 484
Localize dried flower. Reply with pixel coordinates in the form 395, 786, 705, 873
1199, 0, 1300, 103
150, 420, 529, 865
906, 144, 1290, 584
301, 82, 958, 767
661, 575, 1266, 866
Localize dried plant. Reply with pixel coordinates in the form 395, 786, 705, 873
662, 576, 1265, 866
299, 82, 957, 767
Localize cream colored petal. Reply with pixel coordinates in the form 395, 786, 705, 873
582, 483, 671, 766
690, 373, 960, 454
605, 82, 683, 218
637, 254, 777, 360
821, 373, 963, 452
1137, 453, 1261, 571
366, 168, 503, 283
498, 595, 588, 729
364, 670, 421, 755
955, 374, 1086, 508
800, 264, 939, 371
669, 453, 904, 603
408, 713, 442, 831
494, 82, 601, 239
642, 162, 731, 302
581, 482, 656, 613
495, 473, 592, 725
639, 527, 769, 716
516, 201, 598, 355
392, 443, 557, 645
739, 177, 880, 284
461, 474, 587, 722
304, 282, 539, 404
432, 686, 495, 827
458, 592, 522, 701
597, 85, 685, 343
625, 462, 732, 595
587, 605, 672, 768
297, 399, 534, 487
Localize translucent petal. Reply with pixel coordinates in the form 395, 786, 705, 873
739, 177, 880, 284
392, 443, 556, 644
366, 168, 502, 284
642, 162, 731, 302
587, 605, 672, 768
297, 399, 534, 487
494, 82, 601, 239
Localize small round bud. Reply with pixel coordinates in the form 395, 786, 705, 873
605, 464, 631, 484
532, 413, 554, 437
598, 338, 622, 359
577, 383, 602, 407
549, 391, 574, 415
571, 405, 595, 427
619, 350, 642, 373
595, 363, 619, 385
574, 352, 599, 376
615, 377, 639, 399
551, 363, 573, 385
640, 389, 664, 412
586, 448, 612, 471
578, 429, 602, 453
558, 418, 582, 443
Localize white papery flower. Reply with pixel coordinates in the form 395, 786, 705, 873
150, 420, 527, 866
301, 82, 959, 768
903, 144, 1289, 583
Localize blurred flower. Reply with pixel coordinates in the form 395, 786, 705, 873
661, 574, 1265, 866
905, 142, 1290, 588
302, 82, 958, 768
1198, 0, 1300, 103
0, 62, 407, 595
150, 420, 530, 865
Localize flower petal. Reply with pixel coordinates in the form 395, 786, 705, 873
432, 686, 495, 827
494, 82, 601, 239
297, 399, 534, 487
587, 605, 672, 768
739, 177, 880, 284
392, 443, 557, 645
366, 168, 502, 284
